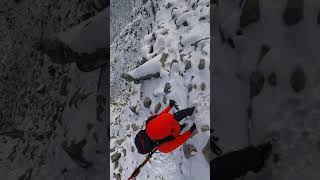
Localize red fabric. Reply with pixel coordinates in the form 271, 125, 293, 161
146, 105, 192, 153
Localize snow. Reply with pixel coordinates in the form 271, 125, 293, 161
110, 0, 210, 179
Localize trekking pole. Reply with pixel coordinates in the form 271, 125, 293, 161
128, 148, 157, 180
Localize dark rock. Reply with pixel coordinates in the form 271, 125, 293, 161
240, 0, 260, 28
162, 96, 167, 104
62, 139, 92, 168
111, 152, 121, 163
159, 53, 168, 67
188, 84, 193, 92
201, 82, 206, 91
198, 59, 205, 70
257, 44, 271, 65
144, 97, 152, 108
185, 60, 192, 71
131, 146, 135, 152
183, 144, 197, 159
290, 66, 306, 93
268, 72, 277, 86
130, 105, 138, 115
131, 123, 139, 131
249, 71, 265, 98
283, 0, 304, 26
114, 174, 121, 180
60, 76, 70, 96
201, 125, 210, 132
116, 139, 125, 145
154, 103, 161, 114
202, 139, 214, 164
164, 82, 171, 94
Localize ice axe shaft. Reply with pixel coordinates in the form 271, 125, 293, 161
128, 148, 157, 180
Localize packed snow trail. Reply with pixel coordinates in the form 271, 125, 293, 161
110, 0, 210, 179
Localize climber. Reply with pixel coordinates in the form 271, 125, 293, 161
134, 99, 197, 154
146, 99, 197, 153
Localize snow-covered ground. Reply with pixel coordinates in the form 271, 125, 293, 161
110, 0, 210, 179
212, 0, 320, 179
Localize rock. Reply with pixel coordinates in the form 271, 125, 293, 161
240, 0, 260, 28
162, 96, 167, 104
198, 59, 205, 70
131, 123, 139, 131
249, 71, 265, 98
143, 97, 152, 108
116, 138, 125, 145
257, 44, 271, 65
201, 125, 210, 132
154, 103, 161, 114
126, 125, 130, 130
183, 144, 197, 159
164, 82, 171, 94
185, 60, 192, 71
200, 82, 206, 91
268, 72, 277, 86
114, 173, 121, 180
131, 146, 135, 152
111, 152, 121, 163
129, 105, 138, 115
60, 76, 70, 96
194, 84, 197, 89
62, 139, 92, 168
290, 66, 306, 93
188, 84, 193, 92
283, 0, 304, 26
202, 139, 214, 164
159, 53, 168, 67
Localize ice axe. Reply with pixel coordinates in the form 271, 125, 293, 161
128, 148, 157, 180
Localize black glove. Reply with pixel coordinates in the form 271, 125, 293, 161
190, 123, 197, 133
169, 99, 177, 107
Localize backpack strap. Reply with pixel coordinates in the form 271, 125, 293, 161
153, 135, 175, 146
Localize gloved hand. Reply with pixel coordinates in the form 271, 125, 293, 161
190, 123, 197, 133
169, 99, 177, 107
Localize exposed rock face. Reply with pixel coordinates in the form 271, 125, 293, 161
183, 144, 197, 159
283, 0, 304, 26
154, 103, 161, 114
240, 0, 260, 28
201, 125, 210, 132
201, 82, 206, 91
290, 66, 306, 93
185, 60, 192, 71
164, 82, 171, 94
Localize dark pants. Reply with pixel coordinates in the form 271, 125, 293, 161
173, 107, 194, 122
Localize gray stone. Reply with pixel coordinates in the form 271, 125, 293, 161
240, 0, 260, 28
154, 103, 161, 114
202, 139, 214, 164
129, 105, 138, 115
131, 123, 139, 131
290, 66, 306, 93
188, 84, 193, 92
198, 59, 205, 70
111, 152, 121, 163
131, 146, 135, 152
200, 82, 206, 91
159, 53, 168, 67
283, 0, 304, 26
162, 96, 167, 104
116, 138, 125, 145
183, 144, 197, 159
201, 125, 210, 132
164, 82, 171, 94
185, 60, 192, 71
143, 97, 152, 108
114, 173, 121, 180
